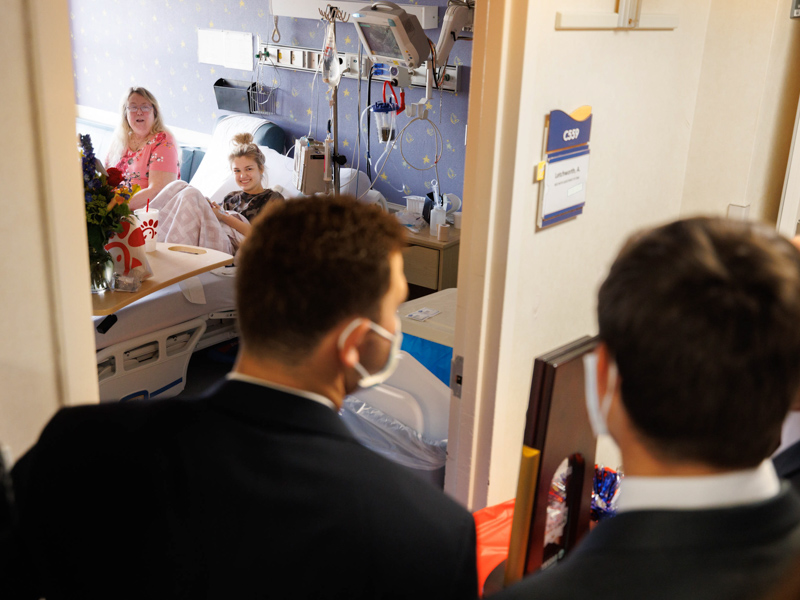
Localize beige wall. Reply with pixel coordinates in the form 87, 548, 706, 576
470, 1, 800, 505
482, 0, 717, 505
0, 0, 98, 462
682, 0, 800, 222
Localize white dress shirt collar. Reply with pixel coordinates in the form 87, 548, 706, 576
616, 459, 781, 513
226, 372, 337, 411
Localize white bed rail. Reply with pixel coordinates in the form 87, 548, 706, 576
96, 317, 209, 402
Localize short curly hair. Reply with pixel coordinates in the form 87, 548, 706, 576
236, 196, 406, 364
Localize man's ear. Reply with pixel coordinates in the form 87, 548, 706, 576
337, 319, 371, 368
596, 342, 612, 398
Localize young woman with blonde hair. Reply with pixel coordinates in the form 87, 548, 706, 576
208, 132, 283, 239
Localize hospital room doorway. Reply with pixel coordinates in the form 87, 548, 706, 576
4, 0, 512, 510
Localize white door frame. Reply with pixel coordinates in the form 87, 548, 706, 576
1, 0, 99, 461
778, 94, 800, 237
444, 0, 531, 510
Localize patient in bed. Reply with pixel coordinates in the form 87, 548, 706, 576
149, 132, 283, 255
208, 133, 283, 247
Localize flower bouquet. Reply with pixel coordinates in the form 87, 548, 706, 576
79, 134, 139, 292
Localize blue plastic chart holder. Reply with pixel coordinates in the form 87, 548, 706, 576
537, 106, 592, 229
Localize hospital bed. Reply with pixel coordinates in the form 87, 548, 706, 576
90, 115, 389, 402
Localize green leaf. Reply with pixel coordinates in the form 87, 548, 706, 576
86, 223, 107, 253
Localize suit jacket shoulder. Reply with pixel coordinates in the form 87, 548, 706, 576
7, 381, 478, 600
494, 489, 800, 600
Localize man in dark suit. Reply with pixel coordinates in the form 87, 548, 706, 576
496, 217, 800, 600
1, 196, 478, 599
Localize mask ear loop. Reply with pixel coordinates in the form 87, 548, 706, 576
583, 353, 603, 432
601, 362, 618, 420
337, 317, 403, 388
356, 317, 403, 388
337, 318, 371, 381
367, 320, 395, 342
583, 352, 616, 438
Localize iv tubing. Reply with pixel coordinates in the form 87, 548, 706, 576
358, 115, 440, 201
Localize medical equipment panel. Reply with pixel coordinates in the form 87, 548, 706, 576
351, 2, 431, 69
293, 137, 332, 195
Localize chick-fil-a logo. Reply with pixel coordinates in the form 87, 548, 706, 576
139, 216, 158, 243
105, 220, 146, 275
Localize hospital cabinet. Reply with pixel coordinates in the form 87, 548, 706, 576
398, 288, 457, 385
403, 227, 460, 291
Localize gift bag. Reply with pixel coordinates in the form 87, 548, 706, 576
474, 498, 516, 596
105, 219, 153, 280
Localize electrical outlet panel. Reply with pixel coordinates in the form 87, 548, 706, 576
290, 50, 304, 68
275, 48, 291, 66
343, 53, 372, 79
256, 42, 460, 93
409, 65, 459, 93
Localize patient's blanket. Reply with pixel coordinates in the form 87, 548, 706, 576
151, 180, 246, 254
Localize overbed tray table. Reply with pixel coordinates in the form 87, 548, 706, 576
92, 243, 234, 316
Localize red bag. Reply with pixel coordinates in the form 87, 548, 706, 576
473, 498, 515, 597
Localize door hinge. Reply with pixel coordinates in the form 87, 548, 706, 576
450, 355, 464, 398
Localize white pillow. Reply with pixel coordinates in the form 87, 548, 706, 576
260, 146, 303, 198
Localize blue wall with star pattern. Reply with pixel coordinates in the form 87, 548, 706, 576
68, 0, 472, 204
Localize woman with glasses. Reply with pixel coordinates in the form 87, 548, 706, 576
106, 87, 180, 210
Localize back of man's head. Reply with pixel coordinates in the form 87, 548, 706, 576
598, 217, 800, 469
236, 195, 406, 364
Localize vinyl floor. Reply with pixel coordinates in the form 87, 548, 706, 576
177, 340, 237, 398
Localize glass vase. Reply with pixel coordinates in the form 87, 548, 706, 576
89, 246, 114, 293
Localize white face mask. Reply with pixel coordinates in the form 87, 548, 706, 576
582, 352, 618, 438
338, 317, 403, 389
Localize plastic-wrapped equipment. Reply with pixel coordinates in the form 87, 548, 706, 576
340, 351, 451, 487
341, 397, 447, 487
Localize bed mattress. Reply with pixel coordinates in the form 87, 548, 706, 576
93, 268, 237, 351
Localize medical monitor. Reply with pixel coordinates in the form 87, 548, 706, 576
352, 2, 430, 69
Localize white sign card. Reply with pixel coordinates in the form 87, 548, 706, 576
542, 153, 589, 217
197, 29, 253, 72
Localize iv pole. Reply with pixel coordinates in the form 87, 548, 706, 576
320, 4, 349, 196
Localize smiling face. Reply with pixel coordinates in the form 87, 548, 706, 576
232, 156, 265, 194
125, 92, 155, 139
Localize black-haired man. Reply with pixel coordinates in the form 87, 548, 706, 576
497, 217, 800, 600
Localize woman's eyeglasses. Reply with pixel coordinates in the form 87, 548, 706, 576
126, 105, 153, 114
